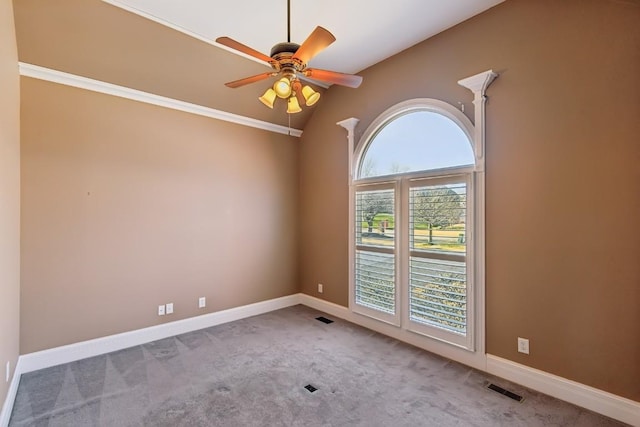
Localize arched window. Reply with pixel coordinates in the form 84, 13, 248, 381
358, 110, 474, 179
350, 99, 477, 350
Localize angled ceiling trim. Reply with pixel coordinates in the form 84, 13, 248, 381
100, 0, 329, 89
18, 62, 303, 137
101, 0, 264, 65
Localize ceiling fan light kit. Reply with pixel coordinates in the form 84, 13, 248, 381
258, 88, 277, 108
216, 0, 362, 114
287, 95, 302, 114
301, 85, 320, 106
274, 77, 293, 98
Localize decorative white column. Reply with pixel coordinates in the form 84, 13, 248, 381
337, 117, 359, 312
457, 70, 497, 359
458, 70, 498, 171
337, 117, 360, 183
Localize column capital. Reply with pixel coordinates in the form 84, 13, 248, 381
337, 117, 359, 139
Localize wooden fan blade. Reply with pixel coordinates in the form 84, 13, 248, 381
216, 36, 274, 64
224, 72, 274, 88
292, 26, 336, 64
305, 69, 363, 88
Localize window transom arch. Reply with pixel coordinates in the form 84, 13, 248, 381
354, 99, 476, 181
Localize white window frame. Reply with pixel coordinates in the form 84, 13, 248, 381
340, 70, 497, 368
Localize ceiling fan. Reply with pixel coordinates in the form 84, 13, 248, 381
215, 0, 363, 113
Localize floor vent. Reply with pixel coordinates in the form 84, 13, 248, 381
487, 383, 524, 402
304, 384, 318, 393
315, 316, 334, 324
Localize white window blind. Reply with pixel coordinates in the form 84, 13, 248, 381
409, 181, 468, 337
354, 188, 396, 317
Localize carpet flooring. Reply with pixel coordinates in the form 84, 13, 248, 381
8, 305, 627, 426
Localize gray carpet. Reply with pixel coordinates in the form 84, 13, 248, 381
8, 305, 626, 426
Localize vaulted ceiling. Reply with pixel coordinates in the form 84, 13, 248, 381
13, 0, 504, 131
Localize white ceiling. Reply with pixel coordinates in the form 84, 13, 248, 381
103, 0, 504, 76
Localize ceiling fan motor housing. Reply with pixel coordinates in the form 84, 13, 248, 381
270, 42, 306, 72
270, 42, 300, 57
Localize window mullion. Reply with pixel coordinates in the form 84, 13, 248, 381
397, 179, 409, 328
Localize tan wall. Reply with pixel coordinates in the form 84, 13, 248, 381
299, 0, 640, 401
20, 78, 299, 353
0, 0, 20, 406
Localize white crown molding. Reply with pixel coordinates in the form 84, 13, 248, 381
101, 0, 266, 66
486, 355, 640, 426
99, 0, 330, 90
18, 63, 303, 138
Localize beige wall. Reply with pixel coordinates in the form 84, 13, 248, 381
20, 78, 299, 353
0, 0, 20, 406
299, 0, 640, 401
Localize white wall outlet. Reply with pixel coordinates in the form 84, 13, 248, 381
158, 304, 165, 316
5, 361, 9, 382
318, 283, 323, 293
517, 337, 530, 354
198, 297, 206, 308
166, 303, 174, 314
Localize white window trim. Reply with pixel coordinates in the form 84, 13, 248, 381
338, 69, 497, 369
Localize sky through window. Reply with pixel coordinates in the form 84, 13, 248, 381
358, 111, 474, 178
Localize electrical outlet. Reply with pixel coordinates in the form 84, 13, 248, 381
517, 337, 530, 354
318, 283, 323, 293
158, 304, 165, 316
166, 303, 174, 314
6, 361, 9, 382
198, 297, 206, 308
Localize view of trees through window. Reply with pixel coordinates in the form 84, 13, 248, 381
411, 183, 466, 253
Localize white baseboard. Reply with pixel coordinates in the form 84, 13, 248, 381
299, 294, 486, 371
1, 294, 301, 426
0, 358, 23, 427
18, 294, 301, 374
486, 355, 639, 426
3, 293, 638, 427
301, 294, 639, 427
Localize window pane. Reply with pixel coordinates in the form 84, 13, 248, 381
355, 189, 395, 248
355, 250, 395, 314
409, 257, 466, 334
410, 183, 466, 254
359, 111, 474, 179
